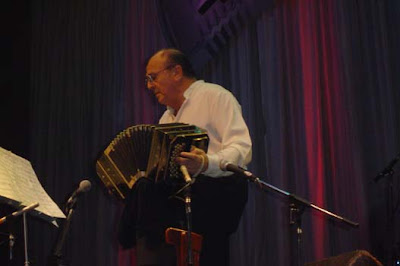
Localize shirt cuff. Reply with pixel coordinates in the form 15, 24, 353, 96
203, 153, 232, 177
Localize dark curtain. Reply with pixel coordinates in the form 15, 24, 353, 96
29, 1, 165, 265
196, 0, 400, 265
3, 0, 399, 265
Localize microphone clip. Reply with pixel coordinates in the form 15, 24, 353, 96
374, 152, 400, 183
65, 180, 92, 212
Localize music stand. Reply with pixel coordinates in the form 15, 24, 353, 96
0, 147, 66, 265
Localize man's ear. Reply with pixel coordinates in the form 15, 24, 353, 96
173, 65, 183, 79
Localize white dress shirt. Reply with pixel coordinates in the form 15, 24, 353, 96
159, 80, 252, 177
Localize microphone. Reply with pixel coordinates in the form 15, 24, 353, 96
374, 152, 400, 182
219, 160, 257, 181
66, 179, 92, 206
180, 165, 192, 184
0, 202, 40, 225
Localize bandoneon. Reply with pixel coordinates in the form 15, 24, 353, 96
96, 123, 209, 200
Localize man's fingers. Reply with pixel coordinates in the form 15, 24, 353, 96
175, 156, 190, 165
179, 151, 197, 159
188, 146, 206, 155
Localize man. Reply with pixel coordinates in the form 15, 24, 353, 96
119, 48, 252, 265
146, 49, 251, 177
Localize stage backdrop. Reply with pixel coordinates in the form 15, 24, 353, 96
22, 0, 400, 265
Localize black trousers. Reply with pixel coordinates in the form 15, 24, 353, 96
118, 174, 248, 266
135, 236, 176, 266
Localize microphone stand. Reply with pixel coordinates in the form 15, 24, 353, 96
240, 172, 359, 266
384, 171, 399, 266
48, 180, 91, 266
184, 183, 194, 266
52, 208, 74, 264
374, 152, 400, 265
48, 200, 77, 266
174, 166, 195, 266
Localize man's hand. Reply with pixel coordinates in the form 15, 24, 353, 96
176, 146, 208, 176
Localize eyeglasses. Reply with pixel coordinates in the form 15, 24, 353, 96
145, 65, 175, 88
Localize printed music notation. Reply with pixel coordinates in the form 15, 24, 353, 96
0, 147, 66, 224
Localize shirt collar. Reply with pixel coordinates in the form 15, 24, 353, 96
183, 79, 203, 98
166, 80, 204, 115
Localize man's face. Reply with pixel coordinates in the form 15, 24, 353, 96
145, 54, 177, 106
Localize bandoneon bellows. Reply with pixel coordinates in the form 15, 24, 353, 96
96, 123, 209, 200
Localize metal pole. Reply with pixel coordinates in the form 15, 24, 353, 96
23, 213, 30, 266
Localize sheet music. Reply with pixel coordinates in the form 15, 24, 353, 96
0, 147, 66, 223
0, 151, 18, 201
